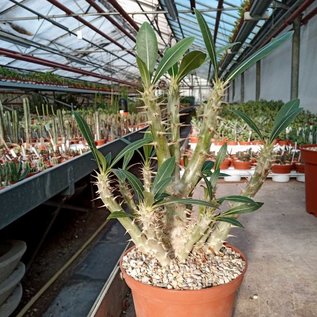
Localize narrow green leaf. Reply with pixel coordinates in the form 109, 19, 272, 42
168, 62, 179, 77
143, 132, 154, 161
210, 169, 220, 188
105, 152, 112, 166
273, 99, 299, 131
202, 160, 214, 174
232, 109, 263, 140
152, 37, 195, 84
195, 9, 218, 79
136, 56, 151, 87
202, 175, 213, 200
226, 31, 293, 82
107, 211, 131, 220
223, 202, 264, 216
152, 157, 175, 193
113, 169, 126, 182
217, 217, 244, 227
177, 50, 206, 83
218, 195, 255, 204
111, 135, 153, 167
154, 177, 172, 198
74, 111, 107, 172
118, 169, 144, 201
269, 108, 302, 143
214, 143, 227, 171
123, 150, 134, 170
136, 22, 158, 74
156, 197, 215, 208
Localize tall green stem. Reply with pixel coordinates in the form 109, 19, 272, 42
167, 78, 181, 181
142, 85, 170, 165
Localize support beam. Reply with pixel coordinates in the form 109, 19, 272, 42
0, 47, 136, 86
47, 0, 134, 56
214, 0, 224, 41
256, 61, 261, 101
85, 0, 136, 42
291, 16, 301, 100
240, 72, 245, 103
232, 79, 235, 101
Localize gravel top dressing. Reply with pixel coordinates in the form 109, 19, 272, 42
122, 246, 245, 290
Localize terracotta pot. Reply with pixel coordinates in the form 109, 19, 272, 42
95, 139, 106, 146
220, 158, 231, 169
232, 160, 252, 170
214, 140, 226, 146
271, 164, 292, 174
226, 141, 238, 146
239, 141, 252, 145
295, 163, 305, 173
190, 136, 199, 143
120, 245, 247, 317
252, 140, 264, 145
300, 145, 317, 216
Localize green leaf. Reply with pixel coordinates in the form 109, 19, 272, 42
113, 168, 126, 182
217, 216, 244, 228
269, 107, 302, 143
274, 99, 299, 125
111, 135, 153, 167
154, 177, 172, 198
156, 197, 215, 208
226, 31, 293, 82
143, 133, 154, 162
202, 175, 213, 200
202, 160, 214, 175
152, 157, 175, 193
107, 211, 131, 220
232, 109, 263, 140
177, 50, 206, 83
136, 56, 151, 87
136, 22, 158, 74
73, 111, 107, 172
195, 9, 218, 79
210, 169, 220, 188
223, 202, 264, 216
123, 150, 134, 170
214, 143, 227, 171
105, 152, 112, 166
218, 195, 255, 204
168, 62, 179, 77
152, 37, 194, 84
118, 169, 144, 201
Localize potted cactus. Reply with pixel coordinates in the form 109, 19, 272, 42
75, 11, 301, 317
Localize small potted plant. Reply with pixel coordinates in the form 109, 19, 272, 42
232, 149, 253, 170
75, 12, 300, 317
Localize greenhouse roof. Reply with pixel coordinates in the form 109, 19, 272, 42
0, 0, 307, 88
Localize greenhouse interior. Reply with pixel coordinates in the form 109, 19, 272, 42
0, 0, 316, 316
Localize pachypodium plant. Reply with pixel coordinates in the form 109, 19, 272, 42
75, 10, 301, 266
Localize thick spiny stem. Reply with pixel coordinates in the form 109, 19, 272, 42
141, 85, 170, 165
205, 142, 275, 253
177, 80, 225, 196
167, 77, 181, 181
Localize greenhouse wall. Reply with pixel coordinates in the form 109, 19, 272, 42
299, 10, 317, 113
228, 7, 317, 114
244, 64, 256, 101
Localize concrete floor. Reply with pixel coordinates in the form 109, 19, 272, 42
122, 180, 317, 317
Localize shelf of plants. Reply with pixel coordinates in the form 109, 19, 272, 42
0, 128, 146, 231
189, 100, 317, 183
0, 80, 112, 95
0, 94, 149, 230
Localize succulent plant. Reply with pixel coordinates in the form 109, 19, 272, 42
75, 11, 301, 266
